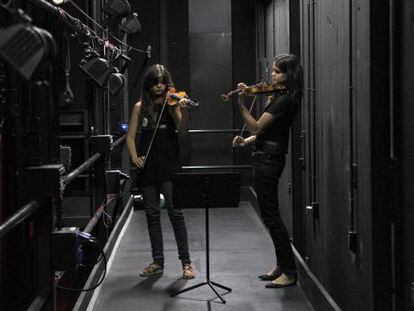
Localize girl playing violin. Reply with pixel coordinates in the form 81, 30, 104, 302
232, 54, 303, 288
126, 64, 195, 279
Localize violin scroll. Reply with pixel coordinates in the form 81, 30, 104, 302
221, 90, 239, 102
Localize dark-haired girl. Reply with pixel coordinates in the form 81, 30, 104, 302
232, 54, 303, 288
126, 64, 195, 279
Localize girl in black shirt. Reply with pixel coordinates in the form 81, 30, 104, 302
233, 54, 303, 288
126, 64, 195, 279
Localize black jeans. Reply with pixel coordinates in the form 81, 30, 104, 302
141, 181, 191, 266
253, 152, 296, 276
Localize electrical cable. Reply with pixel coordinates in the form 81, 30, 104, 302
0, 0, 12, 10
0, 1, 21, 19
79, 249, 104, 267
55, 172, 129, 291
67, 0, 105, 34
55, 238, 107, 292
98, 193, 121, 229
67, 0, 148, 55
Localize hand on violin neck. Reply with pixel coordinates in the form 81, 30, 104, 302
237, 82, 248, 103
167, 100, 187, 116
237, 82, 247, 91
177, 98, 191, 109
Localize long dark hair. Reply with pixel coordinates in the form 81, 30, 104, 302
140, 64, 174, 106
274, 54, 303, 101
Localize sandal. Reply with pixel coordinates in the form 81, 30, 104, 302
140, 262, 164, 277
182, 263, 195, 279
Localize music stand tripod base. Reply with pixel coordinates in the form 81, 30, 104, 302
169, 172, 241, 304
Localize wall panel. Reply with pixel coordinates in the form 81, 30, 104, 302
393, 0, 414, 310
188, 0, 233, 166
296, 0, 392, 310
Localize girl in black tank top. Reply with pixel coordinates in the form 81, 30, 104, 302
126, 64, 195, 279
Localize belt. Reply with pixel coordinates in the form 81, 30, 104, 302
254, 140, 286, 154
144, 124, 173, 130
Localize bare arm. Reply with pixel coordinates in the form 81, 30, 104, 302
237, 83, 275, 135
232, 135, 257, 148
169, 99, 190, 135
126, 102, 145, 168
238, 98, 275, 135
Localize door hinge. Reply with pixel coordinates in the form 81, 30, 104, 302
305, 202, 319, 219
288, 182, 292, 195
348, 230, 357, 253
351, 163, 357, 189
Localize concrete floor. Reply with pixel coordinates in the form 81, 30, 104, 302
90, 202, 314, 311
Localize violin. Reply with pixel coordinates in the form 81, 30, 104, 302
167, 87, 199, 110
221, 82, 286, 102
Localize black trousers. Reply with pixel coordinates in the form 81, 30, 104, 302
141, 181, 191, 266
253, 152, 296, 276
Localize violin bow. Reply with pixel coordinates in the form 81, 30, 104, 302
238, 95, 257, 138
141, 92, 170, 169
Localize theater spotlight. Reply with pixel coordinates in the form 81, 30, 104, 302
103, 0, 131, 19
120, 13, 141, 35
51, 0, 69, 5
0, 23, 56, 81
108, 69, 125, 95
79, 57, 110, 87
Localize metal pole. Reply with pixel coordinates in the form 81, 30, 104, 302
0, 200, 39, 239
205, 205, 210, 281
64, 152, 101, 185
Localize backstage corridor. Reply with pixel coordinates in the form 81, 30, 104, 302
88, 202, 313, 311
2, 0, 413, 310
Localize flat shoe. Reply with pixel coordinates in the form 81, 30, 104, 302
265, 280, 296, 288
265, 273, 297, 288
258, 270, 282, 281
258, 266, 282, 280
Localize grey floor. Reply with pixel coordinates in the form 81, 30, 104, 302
91, 202, 314, 311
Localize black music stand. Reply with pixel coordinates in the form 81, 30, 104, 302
170, 172, 241, 304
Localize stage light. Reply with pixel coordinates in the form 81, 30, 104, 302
120, 13, 141, 35
108, 72, 125, 95
119, 122, 128, 133
79, 57, 110, 87
51, 0, 69, 5
0, 23, 56, 80
103, 0, 131, 19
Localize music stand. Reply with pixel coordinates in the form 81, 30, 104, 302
170, 172, 241, 304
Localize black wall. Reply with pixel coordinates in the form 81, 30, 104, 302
295, 0, 393, 310
232, 0, 256, 174
127, 0, 189, 115
394, 0, 414, 310
187, 0, 233, 166
257, 0, 296, 234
